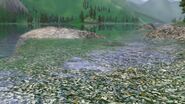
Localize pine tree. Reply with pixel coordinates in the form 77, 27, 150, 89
89, 7, 93, 18
83, 0, 88, 9
180, 0, 185, 13
98, 15, 102, 23
80, 11, 84, 22
93, 9, 96, 19
108, 8, 111, 13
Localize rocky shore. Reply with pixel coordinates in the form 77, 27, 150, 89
147, 24, 185, 41
20, 26, 101, 41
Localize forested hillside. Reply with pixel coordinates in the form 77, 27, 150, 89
0, 0, 142, 24
0, 0, 139, 23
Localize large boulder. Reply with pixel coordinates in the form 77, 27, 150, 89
20, 27, 101, 41
147, 24, 185, 41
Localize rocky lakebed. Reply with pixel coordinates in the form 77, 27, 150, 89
64, 42, 179, 71
0, 27, 184, 104
1, 41, 184, 103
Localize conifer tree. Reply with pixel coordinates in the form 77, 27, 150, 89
180, 0, 185, 13
80, 11, 84, 22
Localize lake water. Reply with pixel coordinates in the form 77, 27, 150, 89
0, 25, 29, 58
0, 24, 141, 58
0, 24, 185, 103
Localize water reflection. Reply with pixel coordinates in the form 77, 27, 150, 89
80, 24, 138, 32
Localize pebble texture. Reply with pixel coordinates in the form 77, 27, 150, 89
0, 42, 183, 103
147, 24, 185, 40
64, 42, 177, 71
0, 70, 34, 104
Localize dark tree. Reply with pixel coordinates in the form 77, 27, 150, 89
98, 15, 102, 23
89, 7, 94, 18
180, 0, 185, 13
183, 18, 185, 22
27, 14, 33, 23
83, 0, 88, 9
92, 9, 96, 19
108, 8, 111, 13
80, 11, 85, 22
40, 13, 48, 23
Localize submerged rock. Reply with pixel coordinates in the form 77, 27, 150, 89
64, 57, 108, 71
147, 24, 185, 41
64, 42, 177, 71
20, 26, 101, 41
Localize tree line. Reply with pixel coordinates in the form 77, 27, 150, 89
80, 0, 139, 23
0, 0, 140, 24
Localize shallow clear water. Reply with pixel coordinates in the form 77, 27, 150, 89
0, 25, 29, 58
0, 24, 140, 58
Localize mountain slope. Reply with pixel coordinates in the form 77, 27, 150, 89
0, 0, 27, 13
111, 0, 164, 23
0, 0, 28, 23
142, 0, 173, 22
170, 1, 182, 20
127, 0, 182, 23
21, 0, 83, 17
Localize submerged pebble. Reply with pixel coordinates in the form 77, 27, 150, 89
0, 70, 34, 103
64, 57, 109, 71
64, 42, 177, 71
